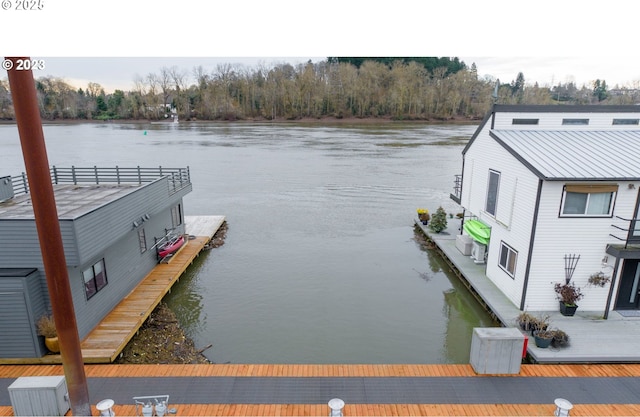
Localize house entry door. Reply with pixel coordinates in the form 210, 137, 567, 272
616, 260, 640, 310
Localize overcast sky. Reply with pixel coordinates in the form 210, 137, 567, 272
3, 1, 640, 92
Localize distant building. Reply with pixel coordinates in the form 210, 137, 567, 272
450, 105, 640, 316
0, 166, 191, 358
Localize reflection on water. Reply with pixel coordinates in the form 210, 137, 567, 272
0, 121, 498, 363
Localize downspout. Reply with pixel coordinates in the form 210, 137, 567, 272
6, 57, 92, 416
603, 256, 621, 320
520, 179, 543, 310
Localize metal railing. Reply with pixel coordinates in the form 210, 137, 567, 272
450, 174, 462, 203
610, 215, 640, 248
9, 166, 190, 197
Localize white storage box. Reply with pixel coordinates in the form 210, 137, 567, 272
455, 234, 473, 255
8, 375, 70, 416
469, 327, 525, 374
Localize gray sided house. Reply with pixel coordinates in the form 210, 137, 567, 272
0, 166, 192, 358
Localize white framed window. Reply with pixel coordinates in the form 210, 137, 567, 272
560, 184, 617, 217
485, 170, 500, 216
83, 259, 107, 300
499, 242, 517, 278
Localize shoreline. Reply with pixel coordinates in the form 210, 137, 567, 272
0, 115, 481, 126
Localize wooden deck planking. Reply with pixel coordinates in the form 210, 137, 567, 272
5, 364, 640, 379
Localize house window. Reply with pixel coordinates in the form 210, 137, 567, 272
499, 242, 517, 278
171, 204, 182, 227
485, 170, 500, 216
562, 118, 589, 125
613, 118, 639, 125
512, 118, 539, 125
560, 184, 617, 216
138, 228, 147, 253
83, 259, 107, 300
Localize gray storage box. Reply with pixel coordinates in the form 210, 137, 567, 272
455, 234, 473, 255
8, 375, 70, 416
469, 327, 525, 374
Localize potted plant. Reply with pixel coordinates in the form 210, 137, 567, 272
417, 208, 430, 225
515, 312, 536, 333
550, 329, 570, 348
429, 206, 448, 233
37, 314, 60, 353
554, 281, 584, 316
534, 329, 555, 348
588, 271, 611, 288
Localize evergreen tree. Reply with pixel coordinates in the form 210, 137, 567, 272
429, 206, 448, 233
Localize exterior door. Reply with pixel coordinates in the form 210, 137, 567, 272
616, 260, 640, 310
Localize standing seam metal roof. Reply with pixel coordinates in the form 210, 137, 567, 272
490, 130, 640, 180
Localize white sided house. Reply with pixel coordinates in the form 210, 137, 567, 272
450, 105, 640, 317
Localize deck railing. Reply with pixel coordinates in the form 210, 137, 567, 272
10, 166, 191, 197
610, 215, 640, 248
450, 174, 462, 204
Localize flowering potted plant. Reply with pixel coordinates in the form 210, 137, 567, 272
554, 282, 584, 316
417, 208, 430, 225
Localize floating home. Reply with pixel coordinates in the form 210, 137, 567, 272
0, 166, 191, 358
450, 105, 640, 317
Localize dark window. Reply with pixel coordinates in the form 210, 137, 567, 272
562, 118, 589, 125
512, 118, 539, 125
485, 170, 500, 216
499, 242, 517, 278
138, 228, 147, 253
83, 259, 107, 300
171, 204, 182, 227
613, 118, 640, 125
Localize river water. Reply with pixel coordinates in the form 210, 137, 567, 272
0, 121, 497, 364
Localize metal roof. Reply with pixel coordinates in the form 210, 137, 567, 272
490, 129, 640, 180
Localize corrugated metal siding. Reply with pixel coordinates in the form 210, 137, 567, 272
493, 130, 640, 180
523, 182, 638, 311
73, 178, 191, 266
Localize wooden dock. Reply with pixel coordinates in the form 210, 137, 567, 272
0, 216, 225, 365
2, 364, 640, 416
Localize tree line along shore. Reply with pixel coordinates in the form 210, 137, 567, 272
0, 58, 635, 123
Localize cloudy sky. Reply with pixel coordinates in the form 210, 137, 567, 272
3, 1, 640, 91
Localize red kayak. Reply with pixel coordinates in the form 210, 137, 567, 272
158, 235, 185, 258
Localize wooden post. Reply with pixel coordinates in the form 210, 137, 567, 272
6, 56, 92, 416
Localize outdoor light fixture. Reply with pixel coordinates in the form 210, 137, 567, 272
328, 398, 345, 416
554, 398, 573, 416
96, 399, 115, 416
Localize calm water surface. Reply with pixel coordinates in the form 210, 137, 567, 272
0, 121, 497, 363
